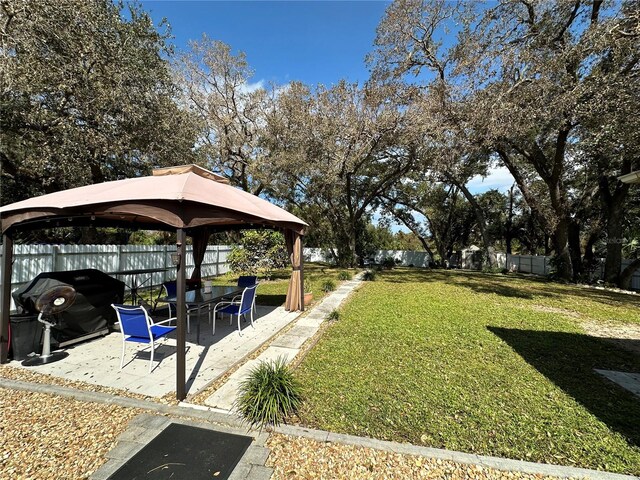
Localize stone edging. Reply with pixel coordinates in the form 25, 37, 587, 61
272, 424, 637, 480
1, 378, 636, 480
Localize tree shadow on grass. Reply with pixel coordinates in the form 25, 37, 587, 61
381, 269, 551, 299
488, 326, 640, 447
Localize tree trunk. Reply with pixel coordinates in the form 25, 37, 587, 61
445, 173, 497, 268
568, 220, 582, 281
506, 184, 515, 255
603, 208, 624, 285
599, 174, 629, 285
582, 230, 600, 281
551, 217, 573, 281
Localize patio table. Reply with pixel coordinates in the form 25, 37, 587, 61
108, 267, 168, 305
161, 285, 244, 343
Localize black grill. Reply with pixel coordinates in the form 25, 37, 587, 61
13, 269, 125, 347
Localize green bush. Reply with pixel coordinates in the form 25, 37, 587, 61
482, 265, 503, 274
381, 257, 396, 270
337, 270, 352, 281
235, 357, 302, 429
327, 309, 340, 321
228, 230, 289, 278
321, 279, 336, 293
363, 270, 376, 281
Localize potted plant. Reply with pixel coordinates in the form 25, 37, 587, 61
303, 277, 313, 306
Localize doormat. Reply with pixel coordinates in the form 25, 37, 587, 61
107, 423, 252, 480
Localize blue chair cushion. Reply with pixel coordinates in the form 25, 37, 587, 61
124, 325, 176, 343
150, 325, 176, 339
219, 304, 252, 316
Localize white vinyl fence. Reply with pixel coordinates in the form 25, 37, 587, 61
2, 244, 637, 312
1, 244, 232, 310
303, 248, 431, 268
494, 253, 640, 290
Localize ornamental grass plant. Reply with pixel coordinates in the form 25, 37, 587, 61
236, 357, 302, 429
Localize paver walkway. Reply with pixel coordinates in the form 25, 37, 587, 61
595, 369, 640, 398
204, 274, 364, 410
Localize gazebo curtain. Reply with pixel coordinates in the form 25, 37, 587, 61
190, 228, 211, 280
284, 230, 303, 311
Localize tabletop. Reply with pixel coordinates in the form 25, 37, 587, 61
108, 267, 169, 276
163, 285, 244, 306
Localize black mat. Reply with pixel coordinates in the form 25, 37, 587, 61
108, 423, 252, 480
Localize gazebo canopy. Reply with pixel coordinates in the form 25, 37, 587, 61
0, 164, 306, 234
0, 165, 307, 400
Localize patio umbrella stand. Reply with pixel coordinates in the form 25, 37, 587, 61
22, 286, 76, 367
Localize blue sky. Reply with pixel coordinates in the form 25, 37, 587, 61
140, 0, 390, 87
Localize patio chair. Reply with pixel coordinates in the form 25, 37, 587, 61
236, 275, 258, 314
111, 304, 177, 373
218, 275, 258, 315
212, 285, 257, 336
237, 275, 257, 288
160, 280, 199, 334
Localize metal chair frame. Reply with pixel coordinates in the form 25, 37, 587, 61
212, 285, 257, 336
111, 303, 176, 373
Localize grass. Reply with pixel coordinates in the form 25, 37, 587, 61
209, 263, 357, 307
294, 269, 640, 475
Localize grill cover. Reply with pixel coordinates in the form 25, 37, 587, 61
13, 269, 125, 342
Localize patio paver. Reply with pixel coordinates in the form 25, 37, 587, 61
7, 304, 301, 398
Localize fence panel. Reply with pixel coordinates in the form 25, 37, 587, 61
499, 253, 638, 290
2, 245, 637, 312
1, 244, 234, 311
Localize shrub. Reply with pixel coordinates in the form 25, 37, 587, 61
327, 309, 340, 321
235, 357, 302, 429
381, 257, 396, 270
228, 230, 289, 278
303, 277, 312, 293
482, 265, 503, 274
321, 279, 336, 293
337, 270, 352, 281
363, 270, 376, 281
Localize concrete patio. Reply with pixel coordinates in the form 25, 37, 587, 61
7, 304, 301, 398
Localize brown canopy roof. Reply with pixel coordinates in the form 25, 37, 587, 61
0, 165, 307, 234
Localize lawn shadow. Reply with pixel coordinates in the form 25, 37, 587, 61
380, 269, 549, 299
556, 287, 640, 310
488, 326, 640, 447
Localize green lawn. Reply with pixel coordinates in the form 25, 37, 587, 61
295, 269, 640, 475
209, 263, 356, 307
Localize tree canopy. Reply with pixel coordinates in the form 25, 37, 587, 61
2, 0, 638, 288
0, 0, 198, 204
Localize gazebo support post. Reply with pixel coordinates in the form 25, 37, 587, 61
0, 233, 13, 363
176, 229, 187, 401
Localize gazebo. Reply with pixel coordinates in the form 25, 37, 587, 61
0, 165, 307, 399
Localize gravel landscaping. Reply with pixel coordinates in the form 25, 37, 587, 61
0, 387, 142, 479
266, 434, 561, 480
